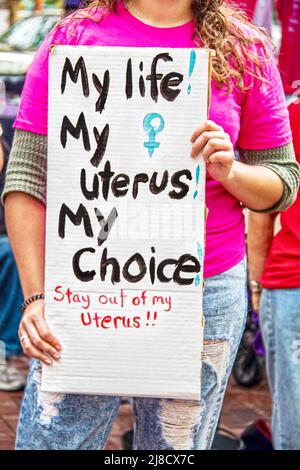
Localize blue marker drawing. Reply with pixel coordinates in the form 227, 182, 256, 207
193, 164, 200, 199
197, 241, 203, 260
143, 113, 165, 157
188, 49, 196, 95
194, 241, 203, 286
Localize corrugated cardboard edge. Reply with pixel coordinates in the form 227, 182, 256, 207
203, 49, 214, 226
202, 48, 214, 295
207, 49, 215, 114
49, 44, 56, 55
204, 49, 214, 221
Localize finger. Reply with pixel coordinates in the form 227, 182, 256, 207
191, 120, 223, 143
207, 151, 235, 165
203, 138, 233, 161
33, 317, 62, 352
191, 131, 228, 158
19, 326, 52, 365
26, 322, 60, 361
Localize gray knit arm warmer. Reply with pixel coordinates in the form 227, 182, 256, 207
2, 129, 47, 205
239, 143, 300, 213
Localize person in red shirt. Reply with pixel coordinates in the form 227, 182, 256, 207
276, 0, 300, 95
248, 101, 300, 450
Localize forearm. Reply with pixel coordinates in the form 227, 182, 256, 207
6, 192, 61, 364
221, 160, 284, 212
192, 124, 299, 213
236, 143, 300, 213
2, 131, 61, 361
1, 129, 47, 297
5, 193, 45, 298
247, 211, 275, 282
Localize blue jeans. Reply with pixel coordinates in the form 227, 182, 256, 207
0, 235, 23, 358
16, 257, 247, 450
260, 288, 300, 450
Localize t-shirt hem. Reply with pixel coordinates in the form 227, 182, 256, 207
261, 279, 300, 289
13, 119, 48, 136
204, 249, 247, 279
237, 133, 292, 151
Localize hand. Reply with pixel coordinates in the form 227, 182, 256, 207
191, 120, 235, 181
251, 291, 262, 314
18, 299, 61, 365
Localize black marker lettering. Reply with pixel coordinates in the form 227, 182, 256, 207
92, 71, 110, 113
58, 203, 93, 239
90, 124, 110, 168
61, 56, 89, 97
60, 112, 90, 150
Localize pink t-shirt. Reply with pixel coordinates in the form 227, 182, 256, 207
14, 1, 292, 278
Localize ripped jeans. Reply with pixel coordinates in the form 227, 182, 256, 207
16, 257, 247, 450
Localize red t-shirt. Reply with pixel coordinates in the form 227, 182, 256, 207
261, 102, 300, 289
276, 0, 300, 94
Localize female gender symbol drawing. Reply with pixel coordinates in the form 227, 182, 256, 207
143, 113, 165, 157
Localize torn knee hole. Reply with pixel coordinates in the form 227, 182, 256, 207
202, 339, 229, 377
160, 399, 204, 450
32, 362, 65, 426
38, 390, 65, 426
32, 362, 42, 384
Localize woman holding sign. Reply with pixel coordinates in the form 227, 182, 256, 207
3, 0, 299, 450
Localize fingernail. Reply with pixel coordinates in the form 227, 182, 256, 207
45, 359, 52, 365
53, 353, 60, 360
56, 344, 62, 351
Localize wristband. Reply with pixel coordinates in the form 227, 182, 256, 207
249, 280, 263, 294
20, 293, 45, 314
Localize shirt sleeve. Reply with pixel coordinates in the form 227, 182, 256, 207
2, 129, 47, 205
237, 43, 292, 150
13, 29, 57, 135
239, 143, 300, 213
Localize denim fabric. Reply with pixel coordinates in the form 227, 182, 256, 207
0, 235, 23, 358
260, 288, 300, 450
16, 257, 247, 450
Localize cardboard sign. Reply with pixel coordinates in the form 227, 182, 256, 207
42, 46, 210, 400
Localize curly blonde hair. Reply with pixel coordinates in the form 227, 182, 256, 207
62, 0, 273, 92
